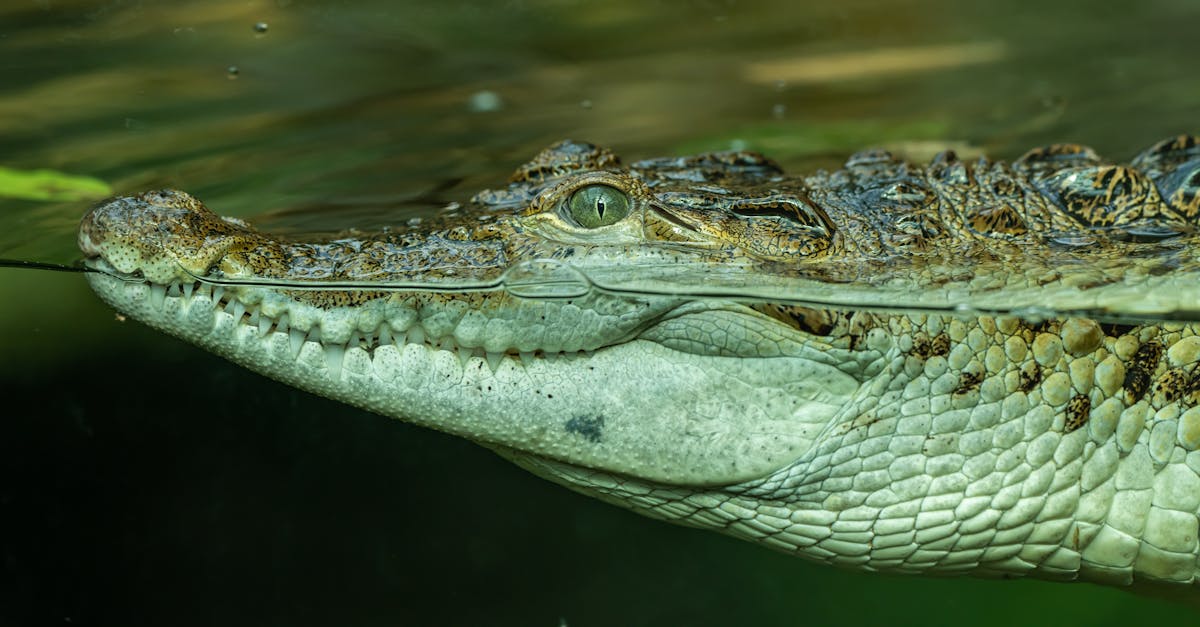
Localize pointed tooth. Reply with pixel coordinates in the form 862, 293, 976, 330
276, 313, 289, 333
231, 300, 245, 322
542, 351, 560, 363
258, 315, 272, 336
307, 327, 322, 342
408, 325, 425, 345
484, 351, 504, 373
324, 344, 345, 381
457, 346, 472, 367
183, 282, 195, 299
290, 329, 306, 357
378, 325, 392, 346
148, 283, 166, 309
518, 351, 534, 367
211, 285, 225, 303
166, 283, 182, 297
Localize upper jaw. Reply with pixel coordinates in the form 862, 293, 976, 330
78, 188, 520, 289
76, 189, 680, 356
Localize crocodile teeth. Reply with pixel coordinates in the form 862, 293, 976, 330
408, 325, 425, 345
276, 313, 289, 333
166, 283, 182, 297
324, 344, 345, 381
230, 300, 245, 322
378, 325, 392, 346
518, 351, 534, 367
149, 283, 166, 310
183, 282, 194, 299
457, 346, 473, 367
289, 328, 306, 358
257, 314, 271, 336
484, 351, 505, 373
211, 285, 225, 304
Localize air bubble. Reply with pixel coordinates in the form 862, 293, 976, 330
468, 90, 503, 113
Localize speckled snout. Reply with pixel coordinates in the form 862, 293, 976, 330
79, 189, 263, 283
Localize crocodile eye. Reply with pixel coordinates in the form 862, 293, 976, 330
566, 184, 631, 228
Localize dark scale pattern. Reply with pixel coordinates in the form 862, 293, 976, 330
1019, 363, 1043, 393
1124, 341, 1165, 402
1035, 166, 1171, 229
954, 369, 984, 395
1185, 368, 1200, 406
1064, 394, 1091, 433
905, 332, 951, 361
1153, 368, 1190, 405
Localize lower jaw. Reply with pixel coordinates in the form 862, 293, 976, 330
83, 272, 602, 382
85, 271, 837, 486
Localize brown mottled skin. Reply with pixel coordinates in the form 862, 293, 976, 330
83, 136, 1200, 313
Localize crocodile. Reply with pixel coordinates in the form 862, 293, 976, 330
78, 136, 1200, 598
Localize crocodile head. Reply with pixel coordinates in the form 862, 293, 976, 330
80, 137, 1200, 589
78, 141, 871, 487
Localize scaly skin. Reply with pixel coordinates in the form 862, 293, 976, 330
79, 137, 1200, 595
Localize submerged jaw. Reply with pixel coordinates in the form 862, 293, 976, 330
77, 189, 654, 357
80, 188, 863, 487
85, 266, 859, 486
80, 265, 671, 380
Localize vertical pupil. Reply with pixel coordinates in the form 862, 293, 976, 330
595, 196, 606, 217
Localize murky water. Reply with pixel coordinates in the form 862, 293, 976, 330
3, 1, 1200, 625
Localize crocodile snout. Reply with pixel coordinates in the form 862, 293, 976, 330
78, 189, 255, 283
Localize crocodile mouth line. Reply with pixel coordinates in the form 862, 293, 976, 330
86, 264, 600, 380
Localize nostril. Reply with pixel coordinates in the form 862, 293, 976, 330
78, 201, 116, 253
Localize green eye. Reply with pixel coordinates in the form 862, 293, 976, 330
567, 184, 631, 228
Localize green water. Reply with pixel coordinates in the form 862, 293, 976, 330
2, 1, 1200, 625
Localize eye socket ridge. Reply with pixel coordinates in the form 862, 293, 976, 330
565, 184, 632, 228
